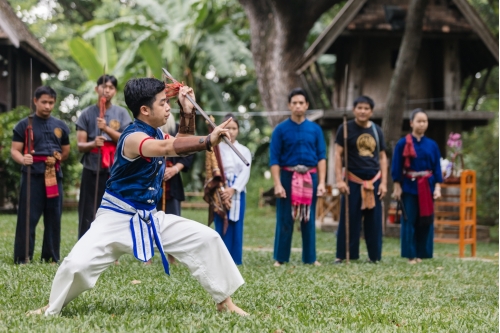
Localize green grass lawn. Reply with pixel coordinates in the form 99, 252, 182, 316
0, 206, 497, 332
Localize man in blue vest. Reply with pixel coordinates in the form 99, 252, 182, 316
28, 78, 247, 316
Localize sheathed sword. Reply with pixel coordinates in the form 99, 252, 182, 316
161, 68, 249, 167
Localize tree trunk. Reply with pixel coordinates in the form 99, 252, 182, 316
381, 0, 429, 234
239, 0, 340, 127
382, 0, 430, 153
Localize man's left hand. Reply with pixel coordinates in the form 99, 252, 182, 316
178, 86, 195, 113
317, 183, 326, 197
163, 167, 177, 181
378, 183, 387, 199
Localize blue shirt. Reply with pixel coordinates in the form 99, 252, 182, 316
391, 135, 443, 195
106, 119, 165, 206
269, 118, 326, 167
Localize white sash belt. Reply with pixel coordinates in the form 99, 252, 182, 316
100, 191, 170, 275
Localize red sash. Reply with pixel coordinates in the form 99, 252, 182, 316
32, 155, 61, 198
91, 141, 117, 169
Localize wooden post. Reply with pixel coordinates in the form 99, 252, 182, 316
443, 39, 461, 111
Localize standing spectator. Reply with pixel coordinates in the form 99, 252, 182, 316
213, 114, 252, 265
76, 75, 132, 238
270, 88, 326, 267
11, 86, 70, 264
391, 109, 442, 264
334, 96, 388, 264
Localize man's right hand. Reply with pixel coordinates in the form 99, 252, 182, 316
23, 154, 33, 166
336, 181, 349, 194
94, 136, 105, 148
392, 182, 402, 200
274, 184, 286, 198
210, 118, 231, 146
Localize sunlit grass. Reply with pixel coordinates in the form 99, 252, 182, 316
0, 205, 497, 332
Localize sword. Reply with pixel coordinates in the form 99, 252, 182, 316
343, 64, 350, 264
162, 68, 249, 166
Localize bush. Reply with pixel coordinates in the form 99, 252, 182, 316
462, 114, 499, 225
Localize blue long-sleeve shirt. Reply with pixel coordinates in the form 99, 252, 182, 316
391, 135, 443, 195
269, 118, 326, 167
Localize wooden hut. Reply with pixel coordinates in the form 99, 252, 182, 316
0, 0, 59, 210
0, 0, 59, 112
297, 0, 498, 157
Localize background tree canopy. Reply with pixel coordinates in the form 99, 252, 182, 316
2, 0, 498, 225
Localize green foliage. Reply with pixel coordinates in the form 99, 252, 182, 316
462, 114, 499, 225
0, 107, 30, 206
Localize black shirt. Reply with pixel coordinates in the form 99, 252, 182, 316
13, 115, 70, 176
335, 120, 385, 172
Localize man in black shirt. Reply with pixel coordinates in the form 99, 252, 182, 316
11, 86, 70, 264
334, 96, 388, 263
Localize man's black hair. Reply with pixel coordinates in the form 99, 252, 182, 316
124, 78, 166, 118
288, 87, 309, 103
353, 96, 375, 110
224, 112, 239, 128
34, 86, 57, 100
410, 108, 427, 121
97, 74, 118, 89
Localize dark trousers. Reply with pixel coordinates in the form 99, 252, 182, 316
214, 192, 246, 265
400, 193, 434, 259
14, 173, 63, 264
336, 178, 383, 262
157, 197, 181, 216
274, 171, 318, 264
78, 167, 108, 239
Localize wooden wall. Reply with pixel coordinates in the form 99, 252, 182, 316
334, 36, 451, 112
0, 45, 43, 113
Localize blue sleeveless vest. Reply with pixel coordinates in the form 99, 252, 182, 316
106, 119, 166, 206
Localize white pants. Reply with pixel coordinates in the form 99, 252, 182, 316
45, 208, 245, 315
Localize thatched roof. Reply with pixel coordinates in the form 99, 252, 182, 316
0, 0, 59, 73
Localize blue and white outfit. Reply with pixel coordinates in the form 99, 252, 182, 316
213, 141, 252, 265
45, 119, 244, 315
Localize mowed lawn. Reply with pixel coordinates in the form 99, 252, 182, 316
0, 205, 497, 332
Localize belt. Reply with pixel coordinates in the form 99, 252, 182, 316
405, 170, 432, 180
100, 190, 170, 275
284, 165, 317, 174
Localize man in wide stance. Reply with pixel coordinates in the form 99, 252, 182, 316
28, 78, 247, 316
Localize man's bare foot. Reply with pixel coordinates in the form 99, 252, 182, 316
273, 261, 282, 267
408, 259, 417, 264
26, 304, 49, 316
114, 260, 120, 265
216, 297, 248, 316
416, 258, 422, 263
144, 259, 152, 265
313, 261, 321, 266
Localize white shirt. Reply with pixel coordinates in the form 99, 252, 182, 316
218, 141, 252, 221
219, 141, 252, 193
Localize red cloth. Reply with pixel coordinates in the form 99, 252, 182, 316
403, 134, 417, 169
405, 171, 434, 217
91, 141, 117, 168
32, 155, 61, 198
416, 173, 433, 217
283, 167, 317, 222
164, 160, 173, 200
